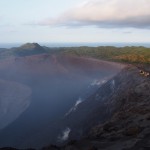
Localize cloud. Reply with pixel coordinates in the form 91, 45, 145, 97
123, 31, 132, 34
38, 0, 150, 29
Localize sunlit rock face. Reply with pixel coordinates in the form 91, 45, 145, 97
0, 79, 31, 129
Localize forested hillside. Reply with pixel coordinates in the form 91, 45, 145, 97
0, 44, 150, 64
64, 46, 150, 64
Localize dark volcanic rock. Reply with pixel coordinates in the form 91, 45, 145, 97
85, 66, 150, 150
45, 65, 150, 150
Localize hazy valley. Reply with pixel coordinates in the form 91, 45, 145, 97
0, 43, 149, 150
0, 43, 126, 148
1, 0, 150, 149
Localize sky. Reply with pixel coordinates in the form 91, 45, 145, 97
0, 0, 150, 43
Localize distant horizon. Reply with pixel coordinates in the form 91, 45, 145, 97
0, 42, 150, 49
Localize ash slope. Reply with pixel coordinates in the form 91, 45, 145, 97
0, 79, 31, 130
43, 65, 150, 150
0, 43, 149, 150
0, 44, 125, 149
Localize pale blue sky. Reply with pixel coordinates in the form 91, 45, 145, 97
0, 0, 150, 43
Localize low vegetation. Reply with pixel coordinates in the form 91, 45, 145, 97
63, 46, 150, 64
0, 44, 150, 64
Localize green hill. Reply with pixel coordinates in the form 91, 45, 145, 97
0, 44, 150, 64
64, 46, 150, 64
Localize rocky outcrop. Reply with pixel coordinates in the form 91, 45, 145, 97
43, 65, 150, 150
87, 67, 150, 150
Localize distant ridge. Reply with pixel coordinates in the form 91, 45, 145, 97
19, 43, 42, 50
13, 43, 46, 56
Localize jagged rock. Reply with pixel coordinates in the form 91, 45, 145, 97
123, 126, 142, 136
55, 65, 150, 150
